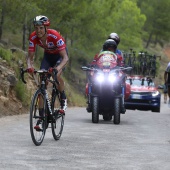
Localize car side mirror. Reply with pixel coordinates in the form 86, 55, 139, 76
157, 85, 163, 89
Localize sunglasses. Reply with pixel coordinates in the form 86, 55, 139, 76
33, 21, 43, 26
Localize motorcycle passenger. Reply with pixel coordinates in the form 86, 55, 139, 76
27, 15, 69, 129
108, 33, 121, 53
108, 32, 124, 66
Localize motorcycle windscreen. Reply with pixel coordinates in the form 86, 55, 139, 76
96, 51, 117, 68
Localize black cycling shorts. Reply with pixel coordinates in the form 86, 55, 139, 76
40, 52, 62, 70
40, 48, 68, 70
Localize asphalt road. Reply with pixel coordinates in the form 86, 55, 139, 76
0, 99, 170, 170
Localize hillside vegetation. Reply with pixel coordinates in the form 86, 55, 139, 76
0, 0, 170, 116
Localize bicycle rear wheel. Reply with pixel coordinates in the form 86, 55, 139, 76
51, 93, 64, 140
30, 89, 47, 146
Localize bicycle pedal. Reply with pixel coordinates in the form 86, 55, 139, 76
58, 109, 65, 114
34, 126, 43, 132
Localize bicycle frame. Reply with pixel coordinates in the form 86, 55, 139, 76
20, 67, 64, 145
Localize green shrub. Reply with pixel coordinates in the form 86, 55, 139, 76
0, 47, 12, 63
14, 80, 31, 106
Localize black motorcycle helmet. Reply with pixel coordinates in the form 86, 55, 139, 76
103, 39, 117, 52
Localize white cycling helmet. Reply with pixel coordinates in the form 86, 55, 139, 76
33, 15, 50, 26
108, 32, 120, 45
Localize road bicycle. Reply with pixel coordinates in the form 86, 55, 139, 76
123, 48, 137, 75
148, 55, 161, 78
138, 51, 149, 76
20, 68, 64, 146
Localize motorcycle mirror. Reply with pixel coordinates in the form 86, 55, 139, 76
81, 66, 88, 71
125, 67, 133, 71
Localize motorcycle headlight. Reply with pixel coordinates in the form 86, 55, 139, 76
108, 73, 117, 83
96, 73, 104, 82
152, 91, 159, 97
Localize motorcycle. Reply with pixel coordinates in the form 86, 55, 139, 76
82, 51, 132, 124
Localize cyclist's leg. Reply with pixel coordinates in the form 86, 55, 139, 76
54, 58, 67, 112
44, 52, 67, 112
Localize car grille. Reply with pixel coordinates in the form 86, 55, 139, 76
126, 99, 151, 103
131, 91, 152, 95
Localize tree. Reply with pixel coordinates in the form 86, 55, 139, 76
137, 0, 170, 48
111, 0, 146, 50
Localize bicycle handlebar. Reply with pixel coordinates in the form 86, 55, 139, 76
20, 68, 59, 84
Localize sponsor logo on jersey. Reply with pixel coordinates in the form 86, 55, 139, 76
57, 39, 64, 46
48, 34, 57, 39
29, 41, 34, 47
31, 35, 37, 40
48, 42, 54, 47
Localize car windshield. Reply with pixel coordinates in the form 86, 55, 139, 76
126, 78, 155, 87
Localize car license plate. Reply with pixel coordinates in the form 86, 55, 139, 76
132, 94, 142, 99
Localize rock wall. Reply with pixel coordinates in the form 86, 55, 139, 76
0, 57, 27, 117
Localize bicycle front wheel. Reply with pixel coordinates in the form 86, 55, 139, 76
30, 89, 47, 146
51, 93, 64, 140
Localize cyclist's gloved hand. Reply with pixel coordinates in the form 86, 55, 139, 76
48, 67, 53, 73
27, 68, 34, 73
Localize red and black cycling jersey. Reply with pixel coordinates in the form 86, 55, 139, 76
28, 29, 66, 54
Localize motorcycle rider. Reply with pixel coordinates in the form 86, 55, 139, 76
103, 39, 126, 113
103, 39, 118, 53
92, 32, 124, 66
91, 39, 118, 66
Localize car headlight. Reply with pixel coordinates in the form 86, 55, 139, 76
96, 73, 104, 82
152, 91, 159, 97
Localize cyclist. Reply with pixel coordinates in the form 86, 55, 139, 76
27, 15, 69, 117
164, 62, 170, 107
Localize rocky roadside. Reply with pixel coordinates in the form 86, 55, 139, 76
0, 56, 28, 117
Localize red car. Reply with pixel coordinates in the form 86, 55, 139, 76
125, 75, 161, 112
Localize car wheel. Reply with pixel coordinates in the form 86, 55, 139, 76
152, 107, 160, 112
